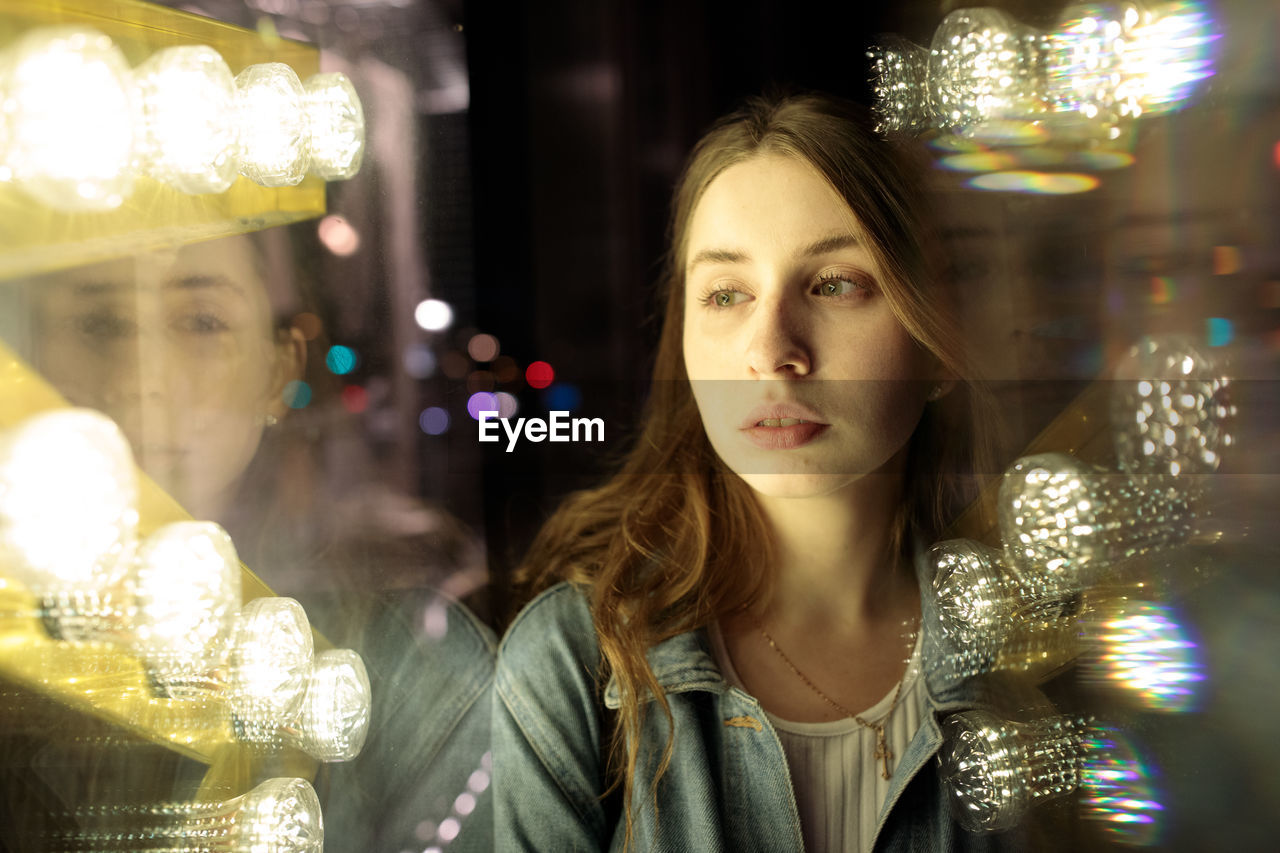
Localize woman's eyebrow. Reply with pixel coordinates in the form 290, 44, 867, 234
686, 233, 861, 274
165, 273, 248, 297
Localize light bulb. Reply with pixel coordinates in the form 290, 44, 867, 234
1111, 334, 1231, 483
304, 72, 364, 180
60, 777, 323, 852
1046, 3, 1140, 137
928, 7, 1046, 138
1, 27, 136, 210
867, 36, 931, 134
235, 63, 309, 187
132, 521, 241, 698
0, 409, 138, 599
938, 710, 1087, 833
295, 648, 372, 761
133, 45, 239, 193
998, 452, 1195, 594
229, 597, 314, 743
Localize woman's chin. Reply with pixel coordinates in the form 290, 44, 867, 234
737, 470, 866, 501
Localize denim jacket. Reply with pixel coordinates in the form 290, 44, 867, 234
493, 555, 1070, 852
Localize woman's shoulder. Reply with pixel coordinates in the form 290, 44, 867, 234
496, 581, 601, 685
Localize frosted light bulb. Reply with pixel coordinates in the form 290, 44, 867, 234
304, 72, 364, 180
998, 452, 1194, 594
132, 521, 241, 698
295, 648, 372, 761
229, 597, 314, 743
867, 36, 931, 134
1111, 334, 1231, 482
2, 27, 136, 210
236, 63, 309, 187
134, 45, 239, 193
928, 7, 1045, 138
938, 710, 1087, 834
0, 409, 138, 597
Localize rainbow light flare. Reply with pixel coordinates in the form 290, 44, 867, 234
968, 170, 1099, 194
1092, 601, 1204, 712
1081, 726, 1163, 845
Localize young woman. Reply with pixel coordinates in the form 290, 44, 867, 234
493, 93, 1043, 851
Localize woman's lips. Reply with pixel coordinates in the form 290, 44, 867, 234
740, 419, 829, 450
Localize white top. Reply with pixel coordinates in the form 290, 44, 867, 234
709, 623, 926, 853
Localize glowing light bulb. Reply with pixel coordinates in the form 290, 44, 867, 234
2, 27, 136, 210
296, 648, 371, 762
1123, 1, 1217, 115
867, 36, 931, 134
133, 45, 239, 193
236, 63, 309, 187
928, 7, 1046, 138
931, 539, 1024, 664
0, 409, 138, 598
1047, 3, 1139, 137
132, 521, 241, 698
1112, 335, 1231, 483
229, 597, 314, 743
304, 72, 364, 180
938, 710, 1087, 833
414, 298, 454, 332
178, 777, 324, 851
998, 453, 1195, 594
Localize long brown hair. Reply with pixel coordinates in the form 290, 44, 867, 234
515, 92, 997, 844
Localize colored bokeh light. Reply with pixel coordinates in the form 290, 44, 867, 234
1088, 601, 1204, 712
526, 361, 555, 389
968, 171, 1099, 194
403, 343, 437, 379
1206, 317, 1233, 347
1081, 726, 1163, 846
467, 333, 500, 362
415, 298, 454, 332
293, 312, 323, 341
341, 385, 368, 414
326, 344, 358, 375
317, 214, 360, 256
283, 380, 311, 409
495, 391, 519, 419
466, 392, 498, 421
543, 382, 581, 412
493, 356, 519, 383
419, 407, 450, 436
1149, 277, 1175, 305
466, 370, 496, 394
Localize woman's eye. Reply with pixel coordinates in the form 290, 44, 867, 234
709, 290, 747, 307
173, 312, 230, 334
74, 310, 135, 340
815, 277, 865, 297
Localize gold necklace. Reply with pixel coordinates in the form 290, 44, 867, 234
759, 622, 917, 780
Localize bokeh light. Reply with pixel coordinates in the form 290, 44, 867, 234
543, 382, 581, 412
1206, 316, 1233, 346
467, 333, 500, 362
293, 312, 323, 341
1081, 726, 1163, 845
466, 370, 496, 394
440, 351, 470, 380
341, 385, 368, 414
415, 298, 454, 332
493, 356, 520, 383
466, 392, 498, 421
1084, 600, 1204, 712
526, 360, 555, 389
495, 391, 519, 419
403, 343, 438, 379
1148, 277, 1175, 305
967, 171, 1099, 194
326, 345, 358, 375
318, 214, 361, 256
283, 380, 312, 409
419, 407, 450, 436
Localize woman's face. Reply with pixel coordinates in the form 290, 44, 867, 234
32, 236, 295, 520
681, 153, 936, 500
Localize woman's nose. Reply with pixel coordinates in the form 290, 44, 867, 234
745, 298, 811, 377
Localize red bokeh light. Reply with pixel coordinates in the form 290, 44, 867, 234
341, 384, 369, 414
525, 360, 555, 389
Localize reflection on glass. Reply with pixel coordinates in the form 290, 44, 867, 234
1081, 726, 1164, 845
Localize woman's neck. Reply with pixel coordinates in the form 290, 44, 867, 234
752, 474, 915, 628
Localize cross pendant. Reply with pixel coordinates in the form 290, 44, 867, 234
874, 731, 893, 780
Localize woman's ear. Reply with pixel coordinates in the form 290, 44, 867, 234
266, 326, 307, 419
927, 378, 957, 401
